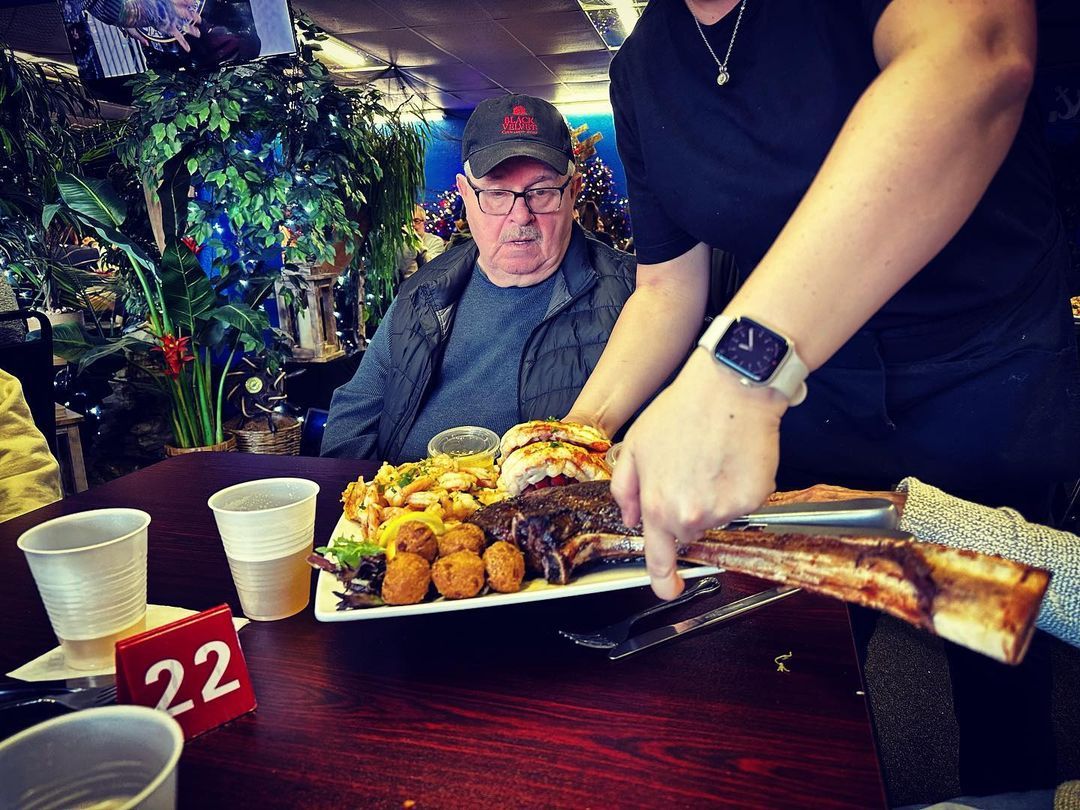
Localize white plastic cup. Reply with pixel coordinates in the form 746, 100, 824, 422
208, 478, 319, 621
17, 509, 151, 670
0, 705, 183, 810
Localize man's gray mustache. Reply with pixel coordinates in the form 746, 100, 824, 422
500, 227, 542, 243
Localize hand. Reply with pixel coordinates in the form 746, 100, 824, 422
560, 410, 606, 433
611, 350, 789, 600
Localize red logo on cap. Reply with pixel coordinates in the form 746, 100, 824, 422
502, 113, 538, 136
512, 104, 527, 115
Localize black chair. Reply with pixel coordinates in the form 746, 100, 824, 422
0, 309, 57, 453
301, 408, 329, 457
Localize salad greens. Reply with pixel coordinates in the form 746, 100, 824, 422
315, 535, 384, 569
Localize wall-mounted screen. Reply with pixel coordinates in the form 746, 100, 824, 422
58, 0, 298, 81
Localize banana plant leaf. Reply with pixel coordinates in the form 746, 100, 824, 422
56, 173, 127, 228
158, 150, 192, 243
161, 241, 216, 335
209, 302, 270, 353
52, 321, 155, 372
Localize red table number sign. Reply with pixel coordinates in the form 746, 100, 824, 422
115, 604, 257, 739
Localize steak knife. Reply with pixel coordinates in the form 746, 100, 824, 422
608, 585, 802, 660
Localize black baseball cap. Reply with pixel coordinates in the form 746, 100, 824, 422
461, 94, 574, 178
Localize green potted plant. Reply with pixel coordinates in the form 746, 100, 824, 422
0, 39, 112, 329
116, 15, 427, 339
53, 168, 282, 453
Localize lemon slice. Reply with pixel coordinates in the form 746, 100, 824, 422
380, 511, 445, 559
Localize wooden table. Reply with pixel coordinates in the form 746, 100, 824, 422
0, 454, 886, 809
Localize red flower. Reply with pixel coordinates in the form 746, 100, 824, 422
152, 334, 195, 379
180, 236, 202, 255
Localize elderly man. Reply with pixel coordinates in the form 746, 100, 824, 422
397, 204, 448, 281
321, 94, 636, 463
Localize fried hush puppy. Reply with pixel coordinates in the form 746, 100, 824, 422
381, 552, 431, 605
437, 523, 486, 557
431, 550, 485, 600
394, 522, 438, 562
482, 541, 525, 594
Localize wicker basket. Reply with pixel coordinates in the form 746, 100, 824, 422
164, 436, 237, 456
225, 414, 301, 455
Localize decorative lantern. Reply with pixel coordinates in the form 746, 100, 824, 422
276, 238, 362, 363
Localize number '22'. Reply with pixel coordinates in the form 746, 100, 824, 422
145, 640, 241, 717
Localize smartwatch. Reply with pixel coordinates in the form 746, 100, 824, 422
697, 315, 808, 406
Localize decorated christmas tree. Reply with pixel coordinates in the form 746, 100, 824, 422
570, 122, 629, 242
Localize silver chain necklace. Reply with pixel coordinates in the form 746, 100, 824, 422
691, 0, 749, 87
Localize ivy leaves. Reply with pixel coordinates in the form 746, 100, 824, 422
116, 30, 425, 333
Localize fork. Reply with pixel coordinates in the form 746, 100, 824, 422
558, 575, 722, 649
0, 684, 117, 713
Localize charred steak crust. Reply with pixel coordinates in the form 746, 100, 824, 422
465, 498, 521, 545
467, 481, 641, 580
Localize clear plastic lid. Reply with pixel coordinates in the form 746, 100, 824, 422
427, 426, 500, 463
605, 442, 623, 469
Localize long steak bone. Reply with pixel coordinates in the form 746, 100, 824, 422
467, 481, 1049, 665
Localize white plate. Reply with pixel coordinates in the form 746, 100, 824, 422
313, 511, 719, 622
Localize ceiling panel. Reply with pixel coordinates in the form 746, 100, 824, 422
295, 0, 404, 34
403, 63, 500, 93
0, 0, 632, 116
479, 0, 581, 19
374, 0, 491, 27
450, 88, 520, 107
500, 11, 604, 56
538, 49, 612, 82
339, 28, 453, 67
468, 56, 558, 88
412, 20, 529, 63
513, 83, 611, 107
421, 90, 473, 111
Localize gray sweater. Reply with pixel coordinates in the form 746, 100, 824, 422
897, 477, 1079, 648
322, 264, 557, 462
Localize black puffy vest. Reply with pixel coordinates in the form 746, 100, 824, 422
376, 225, 636, 462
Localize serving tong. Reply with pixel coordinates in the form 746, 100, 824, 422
558, 497, 902, 658
727, 497, 900, 530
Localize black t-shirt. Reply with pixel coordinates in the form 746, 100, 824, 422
611, 0, 1064, 329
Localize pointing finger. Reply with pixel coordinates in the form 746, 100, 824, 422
642, 520, 684, 601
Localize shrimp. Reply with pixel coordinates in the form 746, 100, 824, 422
436, 471, 478, 492
405, 490, 441, 509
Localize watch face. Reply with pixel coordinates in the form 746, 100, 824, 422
713, 318, 788, 383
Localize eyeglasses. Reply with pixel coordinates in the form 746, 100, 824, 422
465, 175, 573, 216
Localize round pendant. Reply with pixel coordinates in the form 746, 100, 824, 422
716, 68, 730, 86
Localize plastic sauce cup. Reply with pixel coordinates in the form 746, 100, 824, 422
427, 426, 500, 467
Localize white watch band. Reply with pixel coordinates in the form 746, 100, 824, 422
697, 316, 809, 406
